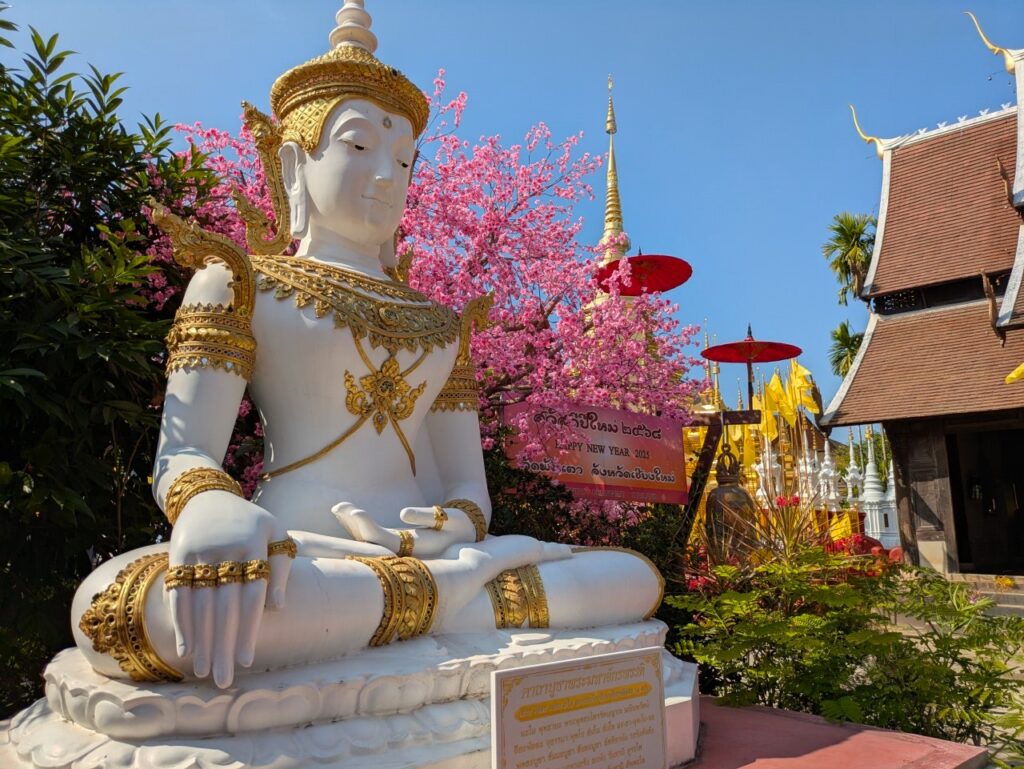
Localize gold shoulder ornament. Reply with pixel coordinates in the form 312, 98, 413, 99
431, 293, 494, 413
150, 201, 258, 380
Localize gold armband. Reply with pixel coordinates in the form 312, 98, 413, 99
163, 466, 243, 525
486, 565, 549, 629
346, 555, 437, 646
431, 294, 492, 413
166, 303, 256, 380
445, 498, 488, 541
431, 363, 479, 412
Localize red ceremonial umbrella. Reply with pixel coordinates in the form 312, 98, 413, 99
702, 324, 802, 407
597, 253, 692, 296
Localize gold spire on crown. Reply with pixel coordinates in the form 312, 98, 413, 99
601, 76, 630, 265
270, 1, 429, 153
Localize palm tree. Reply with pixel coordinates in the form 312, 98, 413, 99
829, 320, 864, 378
821, 212, 875, 306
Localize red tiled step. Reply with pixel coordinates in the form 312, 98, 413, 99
694, 697, 989, 769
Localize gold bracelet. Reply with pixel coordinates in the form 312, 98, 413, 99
192, 563, 218, 589
444, 498, 487, 541
164, 564, 195, 590
217, 561, 245, 586
243, 559, 270, 582
163, 467, 243, 526
268, 537, 298, 559
432, 505, 448, 531
398, 529, 414, 557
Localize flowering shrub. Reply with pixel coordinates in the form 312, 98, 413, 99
673, 495, 1024, 762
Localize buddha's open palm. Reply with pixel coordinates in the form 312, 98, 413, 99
168, 492, 292, 688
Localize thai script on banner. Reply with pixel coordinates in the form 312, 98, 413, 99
503, 403, 688, 504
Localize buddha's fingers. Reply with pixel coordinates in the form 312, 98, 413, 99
541, 542, 574, 563
236, 580, 266, 668
268, 551, 292, 609
399, 506, 475, 543
449, 535, 549, 583
169, 584, 194, 658
332, 504, 401, 552
290, 530, 392, 559
213, 583, 241, 689
192, 587, 216, 679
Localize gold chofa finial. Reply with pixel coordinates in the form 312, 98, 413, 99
849, 105, 884, 160
965, 11, 1016, 74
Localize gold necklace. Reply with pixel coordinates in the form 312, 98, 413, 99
252, 254, 457, 355
253, 255, 456, 478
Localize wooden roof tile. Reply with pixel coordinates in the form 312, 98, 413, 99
866, 114, 1019, 297
825, 302, 1024, 425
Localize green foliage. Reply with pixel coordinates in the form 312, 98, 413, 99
0, 14, 214, 713
671, 546, 1024, 761
828, 319, 863, 378
821, 212, 875, 306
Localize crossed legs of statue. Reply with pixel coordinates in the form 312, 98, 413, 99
71, 536, 663, 687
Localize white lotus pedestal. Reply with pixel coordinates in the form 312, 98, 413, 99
1, 621, 699, 769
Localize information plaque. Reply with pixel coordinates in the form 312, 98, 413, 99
492, 646, 667, 769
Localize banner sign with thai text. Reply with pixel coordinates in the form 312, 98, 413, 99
503, 403, 688, 504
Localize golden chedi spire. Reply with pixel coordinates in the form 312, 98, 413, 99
601, 76, 630, 265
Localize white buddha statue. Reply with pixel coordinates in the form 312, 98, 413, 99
68, 0, 663, 694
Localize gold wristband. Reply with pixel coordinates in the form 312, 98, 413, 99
163, 467, 243, 526
445, 498, 487, 542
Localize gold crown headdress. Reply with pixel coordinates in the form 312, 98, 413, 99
271, 0, 429, 152
233, 1, 429, 256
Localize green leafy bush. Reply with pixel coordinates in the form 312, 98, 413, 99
670, 502, 1024, 763
0, 15, 213, 713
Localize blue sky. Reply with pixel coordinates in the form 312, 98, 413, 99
10, 0, 1024, 407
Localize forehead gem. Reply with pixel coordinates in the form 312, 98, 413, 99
382, 116, 393, 129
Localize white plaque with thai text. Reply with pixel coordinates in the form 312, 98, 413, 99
491, 646, 667, 769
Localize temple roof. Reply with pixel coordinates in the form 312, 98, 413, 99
863, 111, 1020, 298
822, 300, 1024, 426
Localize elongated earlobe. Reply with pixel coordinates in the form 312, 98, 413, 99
278, 142, 308, 239
378, 230, 398, 269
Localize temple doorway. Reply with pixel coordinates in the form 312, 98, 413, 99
947, 428, 1024, 575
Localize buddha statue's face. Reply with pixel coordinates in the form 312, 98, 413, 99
280, 98, 415, 252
